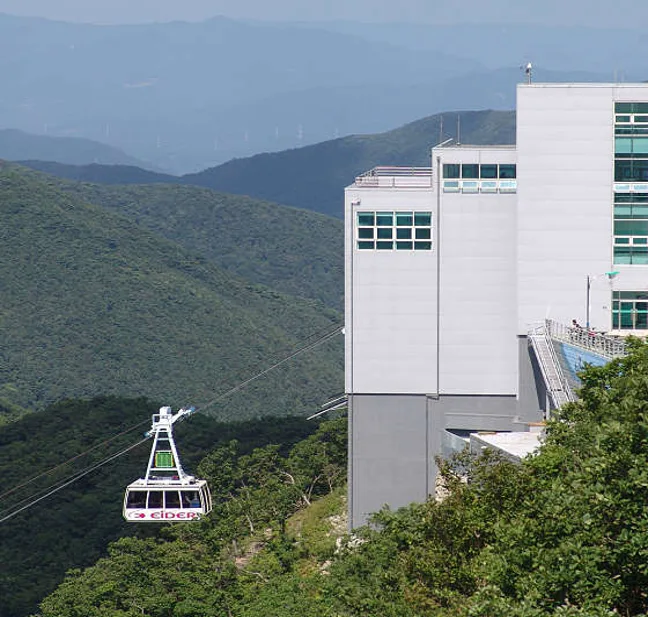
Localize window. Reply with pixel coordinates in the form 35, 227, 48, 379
498, 164, 516, 178
356, 211, 432, 251
612, 291, 648, 329
615, 102, 648, 114
443, 164, 460, 178
480, 164, 497, 178
462, 164, 479, 178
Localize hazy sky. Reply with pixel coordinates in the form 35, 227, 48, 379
1, 0, 648, 28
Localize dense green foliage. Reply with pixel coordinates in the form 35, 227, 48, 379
183, 110, 516, 218
30, 411, 348, 617
0, 165, 342, 415
33, 340, 648, 617
53, 180, 343, 309
0, 396, 321, 617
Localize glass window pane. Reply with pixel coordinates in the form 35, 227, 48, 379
498, 164, 516, 179
443, 180, 460, 192
615, 237, 631, 244
616, 115, 631, 122
636, 116, 648, 123
480, 164, 497, 178
357, 212, 374, 226
634, 238, 648, 244
462, 181, 479, 193
615, 220, 648, 235
613, 313, 619, 328
415, 228, 432, 240
358, 228, 373, 239
376, 213, 393, 226
357, 241, 374, 250
396, 228, 412, 239
443, 164, 460, 178
614, 205, 632, 216
396, 212, 413, 226
632, 249, 648, 264
377, 228, 393, 239
126, 491, 147, 509
633, 138, 648, 154
615, 137, 632, 154
636, 103, 648, 113
148, 491, 163, 508
165, 491, 181, 508
396, 241, 413, 250
481, 181, 497, 192
376, 241, 393, 250
614, 247, 632, 264
414, 212, 432, 226
615, 102, 632, 113
462, 164, 479, 179
414, 241, 432, 250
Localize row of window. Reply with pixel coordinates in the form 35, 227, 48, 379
357, 211, 431, 227
443, 163, 516, 179
356, 211, 432, 251
443, 180, 517, 194
613, 245, 648, 264
612, 291, 648, 329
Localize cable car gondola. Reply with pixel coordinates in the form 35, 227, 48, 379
123, 406, 212, 522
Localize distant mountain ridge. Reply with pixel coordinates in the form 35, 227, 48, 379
0, 128, 155, 168
20, 109, 516, 218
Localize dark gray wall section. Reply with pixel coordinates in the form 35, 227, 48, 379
349, 336, 547, 527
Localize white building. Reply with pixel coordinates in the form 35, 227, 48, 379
345, 83, 648, 527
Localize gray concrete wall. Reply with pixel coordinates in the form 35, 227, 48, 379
349, 346, 546, 527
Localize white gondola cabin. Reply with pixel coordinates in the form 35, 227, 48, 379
123, 406, 212, 522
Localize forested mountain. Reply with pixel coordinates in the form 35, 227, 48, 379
19, 160, 175, 184
51, 181, 344, 309
186, 109, 516, 218
31, 342, 648, 617
20, 109, 516, 219
0, 129, 152, 168
0, 165, 342, 417
0, 397, 325, 617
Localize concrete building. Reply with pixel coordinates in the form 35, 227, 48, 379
345, 83, 648, 527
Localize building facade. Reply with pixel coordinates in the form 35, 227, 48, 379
345, 83, 648, 527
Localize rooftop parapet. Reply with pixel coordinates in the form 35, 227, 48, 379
352, 166, 432, 188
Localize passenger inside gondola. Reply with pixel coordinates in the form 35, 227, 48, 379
182, 491, 201, 508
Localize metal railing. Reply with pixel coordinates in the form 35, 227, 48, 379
354, 166, 432, 188
528, 323, 576, 410
545, 319, 626, 360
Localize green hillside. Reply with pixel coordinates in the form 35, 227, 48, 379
0, 396, 320, 617
184, 109, 516, 218
0, 165, 342, 417
52, 181, 344, 310
34, 342, 648, 617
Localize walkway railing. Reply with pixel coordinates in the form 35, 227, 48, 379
528, 323, 576, 411
545, 319, 626, 360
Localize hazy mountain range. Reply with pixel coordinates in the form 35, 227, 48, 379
18, 109, 516, 218
0, 13, 634, 172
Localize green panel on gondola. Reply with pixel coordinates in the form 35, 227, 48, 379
155, 451, 174, 468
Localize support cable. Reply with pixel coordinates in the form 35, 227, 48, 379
0, 438, 148, 524
0, 323, 342, 523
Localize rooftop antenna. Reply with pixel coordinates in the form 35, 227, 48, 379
439, 115, 444, 143
525, 62, 533, 85
456, 114, 461, 145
